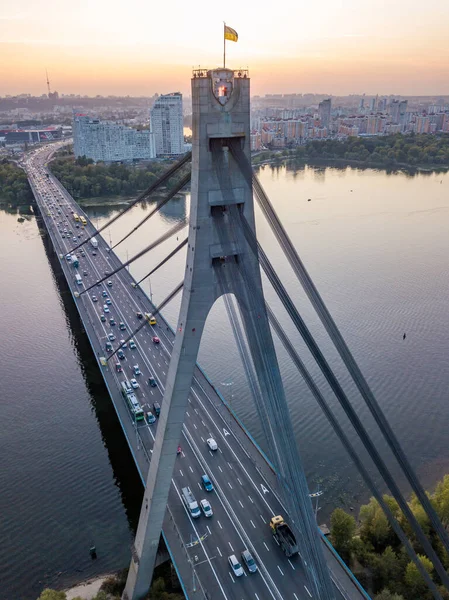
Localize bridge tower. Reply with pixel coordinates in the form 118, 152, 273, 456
123, 68, 330, 600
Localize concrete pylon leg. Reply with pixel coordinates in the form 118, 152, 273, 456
123, 67, 253, 600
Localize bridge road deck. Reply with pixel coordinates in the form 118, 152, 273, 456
24, 143, 369, 600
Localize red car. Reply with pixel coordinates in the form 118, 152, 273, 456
152, 336, 160, 344
115, 363, 122, 373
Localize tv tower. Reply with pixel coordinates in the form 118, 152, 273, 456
46, 69, 51, 96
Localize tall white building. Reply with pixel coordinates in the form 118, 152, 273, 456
73, 114, 155, 163
150, 93, 184, 156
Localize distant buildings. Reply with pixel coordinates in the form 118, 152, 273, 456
150, 93, 184, 156
73, 114, 155, 163
0, 127, 62, 145
318, 99, 332, 131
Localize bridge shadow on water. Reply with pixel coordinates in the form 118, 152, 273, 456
40, 220, 144, 534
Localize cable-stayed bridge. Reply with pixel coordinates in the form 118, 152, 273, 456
22, 67, 449, 600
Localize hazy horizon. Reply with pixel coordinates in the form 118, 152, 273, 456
1, 0, 449, 97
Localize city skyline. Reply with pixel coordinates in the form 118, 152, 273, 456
1, 0, 449, 97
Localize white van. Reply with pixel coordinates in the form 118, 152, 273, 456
182, 487, 201, 518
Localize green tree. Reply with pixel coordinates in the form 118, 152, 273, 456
330, 508, 356, 560
374, 590, 405, 600
37, 590, 67, 600
404, 555, 434, 598
359, 497, 392, 551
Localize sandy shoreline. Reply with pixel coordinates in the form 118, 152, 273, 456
64, 573, 112, 599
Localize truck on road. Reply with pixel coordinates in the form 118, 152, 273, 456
71, 254, 79, 268
270, 515, 299, 557
90, 237, 98, 249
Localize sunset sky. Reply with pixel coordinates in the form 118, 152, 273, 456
1, 0, 449, 97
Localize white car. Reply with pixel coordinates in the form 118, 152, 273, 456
200, 499, 213, 517
207, 438, 218, 451
130, 378, 140, 389
103, 305, 110, 313
228, 555, 244, 577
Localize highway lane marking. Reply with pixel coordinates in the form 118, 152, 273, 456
218, 466, 223, 473
217, 547, 222, 557
218, 448, 223, 454
288, 559, 295, 570
189, 466, 193, 473
171, 480, 229, 600
201, 420, 206, 426
277, 566, 284, 576
259, 514, 265, 523
227, 462, 233, 470
198, 482, 202, 490
237, 478, 243, 486
238, 500, 244, 508
304, 586, 312, 598
250, 520, 256, 529
217, 520, 223, 529
206, 526, 212, 535
228, 482, 233, 489
293, 594, 299, 600
179, 470, 184, 476
263, 542, 270, 551
193, 423, 197, 429
228, 542, 234, 552
194, 408, 199, 414
201, 436, 205, 443
248, 495, 254, 503
228, 573, 235, 584
186, 411, 190, 417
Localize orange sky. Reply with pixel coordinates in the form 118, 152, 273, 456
1, 0, 449, 96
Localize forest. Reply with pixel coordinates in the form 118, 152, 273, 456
49, 154, 183, 201
253, 133, 449, 169
0, 159, 33, 204
330, 474, 449, 599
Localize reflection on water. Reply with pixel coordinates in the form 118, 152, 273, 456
2, 162, 449, 598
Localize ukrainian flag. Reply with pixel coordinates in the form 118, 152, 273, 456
224, 25, 238, 42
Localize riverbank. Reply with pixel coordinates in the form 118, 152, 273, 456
65, 574, 110, 600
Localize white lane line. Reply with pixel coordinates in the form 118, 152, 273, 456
250, 520, 256, 529
189, 466, 193, 473
263, 542, 270, 552
288, 559, 295, 570
227, 462, 233, 470
201, 420, 206, 426
193, 423, 197, 429
198, 482, 202, 490
194, 408, 198, 414
179, 470, 183, 476
217, 520, 223, 529
238, 500, 244, 508
218, 466, 223, 473
228, 573, 235, 584
277, 565, 284, 576
259, 514, 265, 523
228, 542, 234, 552
304, 586, 312, 598
228, 482, 233, 489
294, 594, 299, 600
273, 537, 280, 546
237, 478, 243, 486
201, 436, 205, 443
248, 495, 254, 503
217, 546, 222, 557
186, 411, 190, 417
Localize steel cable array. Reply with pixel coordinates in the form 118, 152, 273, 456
211, 141, 336, 600
230, 141, 449, 561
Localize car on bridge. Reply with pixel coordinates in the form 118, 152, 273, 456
207, 438, 218, 451
201, 474, 214, 492
129, 340, 136, 349
107, 280, 113, 287
102, 291, 108, 298
106, 299, 112, 305
92, 295, 98, 302
146, 411, 156, 424
152, 336, 160, 344
133, 364, 141, 376
109, 318, 116, 326
228, 555, 244, 577
105, 342, 113, 352
148, 376, 157, 388
200, 499, 213, 517
241, 550, 257, 573
120, 339, 127, 348
108, 333, 116, 341
100, 314, 106, 322
136, 312, 143, 319
130, 378, 139, 389
119, 322, 126, 330
117, 349, 125, 360
103, 306, 110, 313
115, 363, 122, 373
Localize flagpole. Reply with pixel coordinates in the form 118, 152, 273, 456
223, 22, 226, 68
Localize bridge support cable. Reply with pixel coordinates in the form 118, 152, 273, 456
68, 151, 192, 255
79, 220, 187, 296
230, 141, 449, 560
211, 143, 336, 600
222, 293, 264, 416
228, 204, 449, 591
265, 304, 442, 600
215, 259, 336, 600
111, 173, 191, 251
106, 281, 184, 362
135, 237, 188, 287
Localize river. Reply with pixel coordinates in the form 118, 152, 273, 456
1, 163, 449, 599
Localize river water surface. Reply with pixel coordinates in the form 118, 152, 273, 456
1, 163, 449, 599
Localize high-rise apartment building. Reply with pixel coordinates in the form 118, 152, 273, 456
150, 93, 184, 156
73, 114, 155, 162
318, 99, 332, 132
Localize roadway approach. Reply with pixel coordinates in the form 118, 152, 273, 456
24, 142, 370, 600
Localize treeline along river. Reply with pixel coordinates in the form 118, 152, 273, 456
1, 163, 449, 599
